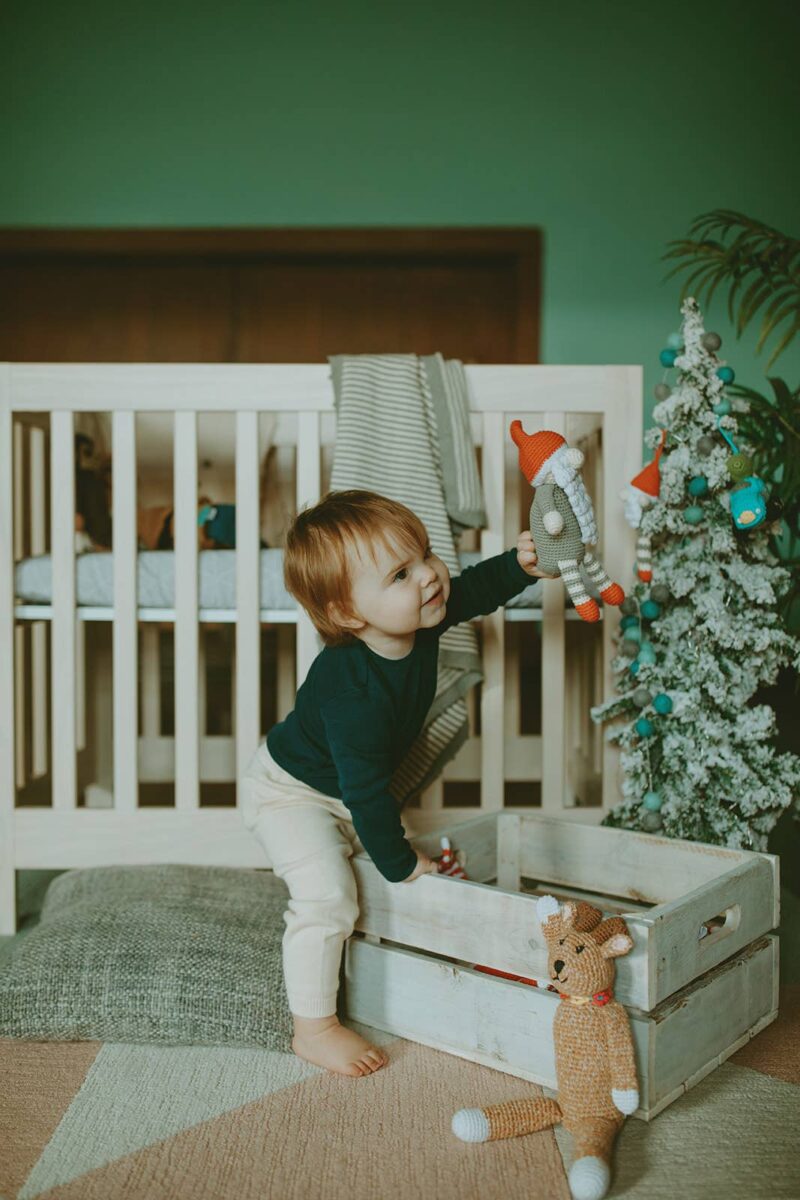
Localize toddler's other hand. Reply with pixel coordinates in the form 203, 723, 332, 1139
517, 530, 557, 579
401, 850, 439, 883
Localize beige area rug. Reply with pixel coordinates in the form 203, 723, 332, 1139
1, 990, 799, 1200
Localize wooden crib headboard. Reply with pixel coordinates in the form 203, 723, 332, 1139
0, 362, 642, 935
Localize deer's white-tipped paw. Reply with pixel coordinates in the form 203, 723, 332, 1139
452, 1108, 490, 1142
569, 1156, 610, 1200
612, 1087, 639, 1115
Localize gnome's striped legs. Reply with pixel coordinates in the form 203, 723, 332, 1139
636, 533, 652, 582
583, 551, 625, 607
558, 559, 600, 623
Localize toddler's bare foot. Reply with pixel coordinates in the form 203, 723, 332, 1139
291, 1014, 388, 1077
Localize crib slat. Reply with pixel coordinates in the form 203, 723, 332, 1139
50, 410, 77, 810
480, 411, 505, 812
541, 411, 567, 814
236, 410, 261, 782
0, 378, 16, 932
295, 412, 322, 687
174, 411, 199, 810
113, 411, 138, 812
141, 626, 161, 737
29, 427, 49, 777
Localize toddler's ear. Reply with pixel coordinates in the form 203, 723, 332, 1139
326, 600, 365, 633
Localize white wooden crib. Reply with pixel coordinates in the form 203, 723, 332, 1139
0, 362, 642, 935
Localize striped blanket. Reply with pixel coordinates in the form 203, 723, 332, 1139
329, 353, 486, 805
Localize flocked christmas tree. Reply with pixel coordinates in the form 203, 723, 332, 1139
592, 296, 800, 850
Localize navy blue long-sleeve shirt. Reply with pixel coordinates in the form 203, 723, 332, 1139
267, 549, 532, 881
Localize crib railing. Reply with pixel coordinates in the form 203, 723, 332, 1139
1, 363, 642, 935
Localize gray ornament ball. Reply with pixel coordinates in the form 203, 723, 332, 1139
701, 331, 722, 352
622, 639, 640, 658
654, 383, 671, 401
633, 686, 652, 708
650, 584, 671, 605
641, 810, 664, 833
696, 435, 716, 456
620, 597, 638, 617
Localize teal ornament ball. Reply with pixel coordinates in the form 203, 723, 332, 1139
629, 659, 640, 676
643, 790, 663, 811
702, 331, 722, 352
666, 332, 683, 349
654, 383, 671, 401
684, 505, 704, 525
620, 597, 638, 617
716, 366, 735, 384
713, 398, 732, 416
650, 584, 671, 604
632, 687, 652, 707
620, 615, 639, 631
641, 599, 661, 620
660, 349, 677, 368
638, 641, 656, 664
622, 624, 642, 643
635, 717, 654, 737
641, 810, 663, 832
688, 476, 708, 497
653, 693, 673, 714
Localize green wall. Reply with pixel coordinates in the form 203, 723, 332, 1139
3, 0, 800, 429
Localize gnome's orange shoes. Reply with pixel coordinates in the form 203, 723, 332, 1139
575, 599, 601, 622
601, 583, 625, 606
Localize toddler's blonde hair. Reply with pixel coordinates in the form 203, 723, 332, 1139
284, 489, 429, 646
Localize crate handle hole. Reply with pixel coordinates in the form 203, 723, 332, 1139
698, 904, 740, 943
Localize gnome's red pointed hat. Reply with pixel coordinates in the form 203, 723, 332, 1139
510, 423, 568, 487
630, 429, 667, 498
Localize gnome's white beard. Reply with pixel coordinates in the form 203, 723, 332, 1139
546, 450, 598, 545
620, 484, 654, 529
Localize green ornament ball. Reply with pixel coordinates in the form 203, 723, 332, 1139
641, 599, 661, 620
640, 810, 664, 832
638, 641, 656, 665
667, 332, 683, 349
713, 398, 732, 415
650, 583, 671, 604
702, 331, 722, 352
654, 383, 671, 401
716, 366, 735, 384
688, 475, 708, 497
632, 686, 652, 707
653, 693, 673, 714
643, 790, 663, 811
727, 453, 752, 481
620, 597, 638, 617
622, 624, 642, 643
696, 435, 716, 456
684, 505, 705, 524
635, 717, 654, 737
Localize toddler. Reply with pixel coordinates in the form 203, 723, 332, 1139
239, 489, 549, 1078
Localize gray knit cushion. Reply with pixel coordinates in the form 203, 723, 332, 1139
0, 864, 293, 1049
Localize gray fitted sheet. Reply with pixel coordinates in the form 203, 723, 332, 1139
15, 549, 546, 610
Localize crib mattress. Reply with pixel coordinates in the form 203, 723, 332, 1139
14, 549, 547, 611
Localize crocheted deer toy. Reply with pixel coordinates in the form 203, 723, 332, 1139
510, 423, 625, 622
452, 896, 638, 1200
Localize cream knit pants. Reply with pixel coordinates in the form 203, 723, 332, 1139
239, 739, 366, 1019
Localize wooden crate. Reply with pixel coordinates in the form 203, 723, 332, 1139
342, 812, 779, 1120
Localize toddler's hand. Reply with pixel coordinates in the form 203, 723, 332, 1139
517, 530, 557, 579
401, 850, 439, 883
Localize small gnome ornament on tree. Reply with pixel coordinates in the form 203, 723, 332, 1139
510, 424, 625, 622
619, 429, 667, 582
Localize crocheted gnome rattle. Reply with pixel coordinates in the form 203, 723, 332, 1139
510, 424, 625, 622
619, 429, 666, 582
452, 896, 638, 1200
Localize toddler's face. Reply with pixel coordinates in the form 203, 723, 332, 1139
346, 535, 450, 638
